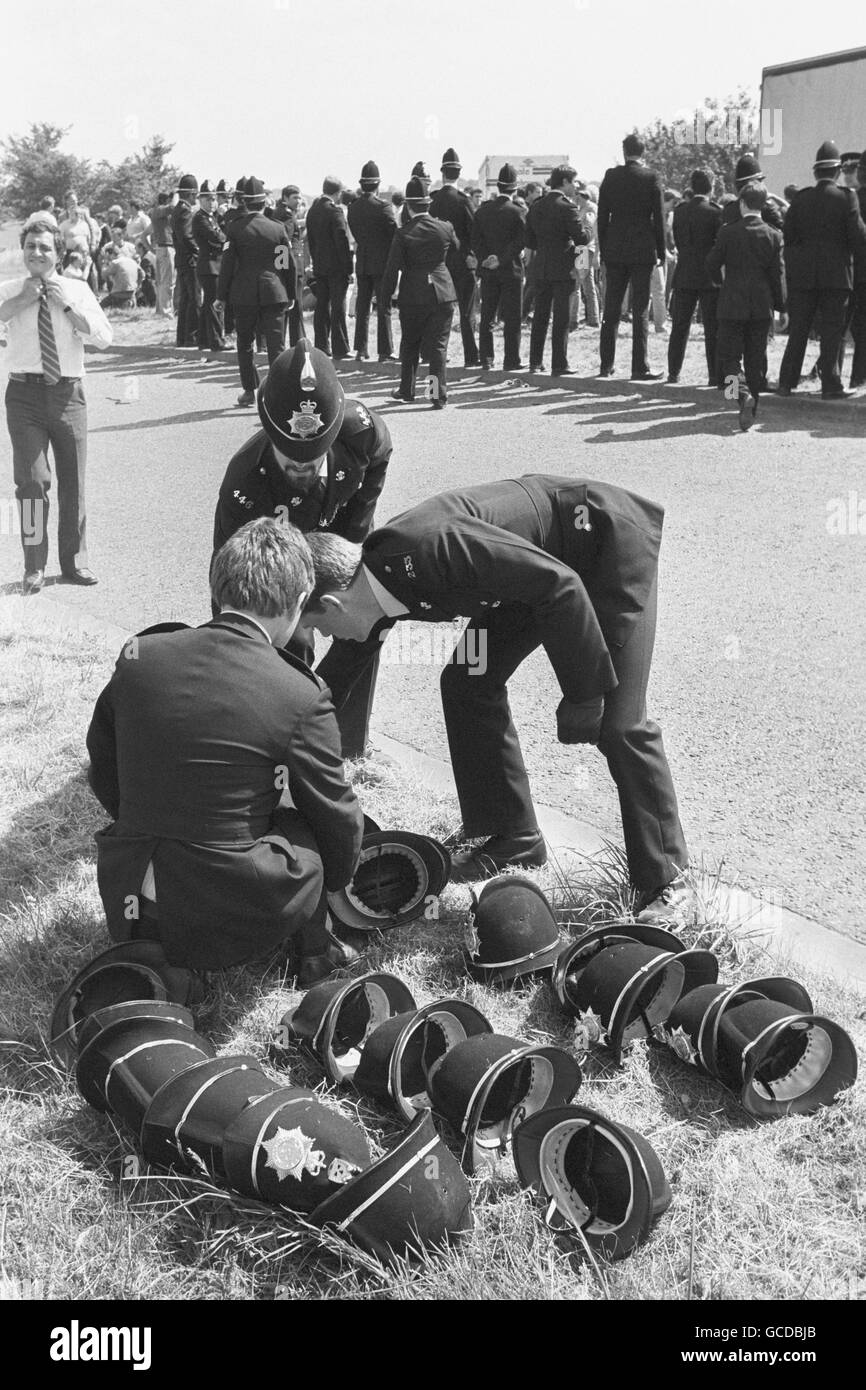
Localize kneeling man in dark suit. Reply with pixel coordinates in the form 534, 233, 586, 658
86, 518, 363, 984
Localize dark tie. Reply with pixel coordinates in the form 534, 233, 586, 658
37, 287, 62, 384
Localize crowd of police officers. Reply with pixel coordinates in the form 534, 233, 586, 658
169, 139, 866, 412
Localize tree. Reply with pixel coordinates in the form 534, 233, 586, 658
633, 89, 763, 198
93, 136, 183, 210
0, 123, 92, 218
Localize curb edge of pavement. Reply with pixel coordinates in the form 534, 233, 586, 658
3, 590, 865, 993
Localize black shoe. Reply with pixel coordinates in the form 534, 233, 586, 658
597, 368, 614, 378
551, 365, 577, 376
822, 387, 851, 400
236, 390, 256, 406
777, 386, 793, 397
378, 353, 398, 362
666, 374, 679, 384
354, 351, 369, 361
390, 389, 414, 402
630, 370, 664, 381
22, 570, 44, 595
449, 830, 547, 884
431, 398, 446, 409
465, 357, 481, 368
479, 358, 493, 370
529, 362, 544, 372
636, 876, 700, 929
297, 933, 361, 990
738, 390, 756, 431
504, 362, 525, 371
61, 567, 98, 586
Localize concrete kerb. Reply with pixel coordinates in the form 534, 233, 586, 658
4, 590, 865, 992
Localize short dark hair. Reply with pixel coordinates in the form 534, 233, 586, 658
39, 195, 56, 210
304, 533, 364, 602
20, 219, 64, 259
157, 192, 170, 205
739, 184, 767, 211
322, 176, 343, 197
623, 133, 645, 158
282, 184, 300, 199
391, 192, 405, 206
210, 518, 314, 616
783, 183, 798, 201
549, 165, 577, 189
690, 169, 712, 195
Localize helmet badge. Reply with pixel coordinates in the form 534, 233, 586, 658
288, 400, 325, 438
300, 351, 317, 393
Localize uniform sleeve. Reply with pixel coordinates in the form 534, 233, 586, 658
331, 413, 393, 543
651, 177, 666, 262
430, 526, 618, 703
380, 232, 405, 305
524, 205, 538, 252
217, 230, 237, 300
705, 227, 726, 282
597, 177, 611, 260
86, 676, 121, 819
287, 690, 364, 890
769, 231, 786, 312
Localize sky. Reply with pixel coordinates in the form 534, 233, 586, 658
1, 0, 864, 193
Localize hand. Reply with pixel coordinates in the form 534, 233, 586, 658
465, 253, 477, 270
556, 696, 604, 745
481, 254, 499, 270
43, 279, 69, 309
214, 299, 224, 310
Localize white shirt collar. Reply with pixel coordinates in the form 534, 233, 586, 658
218, 610, 273, 643
363, 565, 409, 617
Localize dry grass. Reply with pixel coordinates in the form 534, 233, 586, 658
0, 618, 864, 1301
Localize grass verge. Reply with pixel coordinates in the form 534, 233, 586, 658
0, 616, 863, 1301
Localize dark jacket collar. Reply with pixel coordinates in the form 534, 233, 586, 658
208, 611, 273, 644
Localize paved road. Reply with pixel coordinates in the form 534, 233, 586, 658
1, 318, 864, 938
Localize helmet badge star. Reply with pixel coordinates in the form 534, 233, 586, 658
288, 401, 324, 438
262, 1125, 325, 1182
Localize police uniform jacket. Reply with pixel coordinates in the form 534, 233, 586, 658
361, 474, 665, 703
213, 399, 392, 558
170, 200, 198, 270
428, 184, 475, 266
855, 186, 866, 285
347, 193, 397, 277
380, 215, 458, 307
671, 196, 723, 289
191, 207, 226, 275
722, 197, 784, 231
525, 190, 589, 280
782, 181, 866, 290
305, 195, 354, 278
86, 614, 363, 968
471, 196, 526, 280
705, 217, 786, 320
217, 212, 296, 306
597, 163, 666, 266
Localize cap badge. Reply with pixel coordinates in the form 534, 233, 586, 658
655, 1022, 697, 1065
327, 1157, 362, 1185
288, 401, 325, 438
573, 1007, 607, 1054
262, 1126, 325, 1182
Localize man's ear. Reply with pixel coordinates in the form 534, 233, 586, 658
320, 593, 344, 612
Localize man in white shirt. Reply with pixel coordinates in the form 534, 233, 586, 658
0, 218, 112, 593
126, 200, 152, 249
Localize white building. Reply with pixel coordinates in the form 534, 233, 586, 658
477, 155, 571, 193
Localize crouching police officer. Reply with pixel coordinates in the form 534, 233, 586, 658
212, 339, 392, 762
87, 519, 363, 985
298, 474, 697, 927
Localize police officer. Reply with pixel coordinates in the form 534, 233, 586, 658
299, 474, 696, 927
212, 339, 392, 761
171, 173, 200, 347
216, 177, 296, 406
380, 176, 457, 408
347, 160, 397, 361
192, 181, 226, 353
305, 176, 354, 359
722, 155, 784, 230
400, 162, 432, 226
267, 183, 306, 345
472, 162, 526, 371
667, 170, 723, 385
526, 164, 589, 375
778, 141, 866, 399
429, 148, 480, 367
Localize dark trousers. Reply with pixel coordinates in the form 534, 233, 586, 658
233, 304, 286, 392
196, 272, 226, 351
353, 272, 393, 357
779, 288, 850, 393
450, 261, 479, 365
398, 302, 454, 401
600, 262, 653, 375
439, 579, 687, 892
529, 279, 572, 372
6, 377, 88, 575
175, 262, 200, 346
287, 629, 382, 760
841, 282, 866, 385
312, 273, 350, 357
716, 318, 770, 404
479, 272, 523, 368
668, 287, 720, 382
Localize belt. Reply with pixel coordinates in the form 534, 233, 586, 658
9, 373, 81, 385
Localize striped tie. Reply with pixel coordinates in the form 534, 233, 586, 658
37, 288, 62, 384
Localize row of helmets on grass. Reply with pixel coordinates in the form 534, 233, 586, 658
330, 834, 857, 1124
